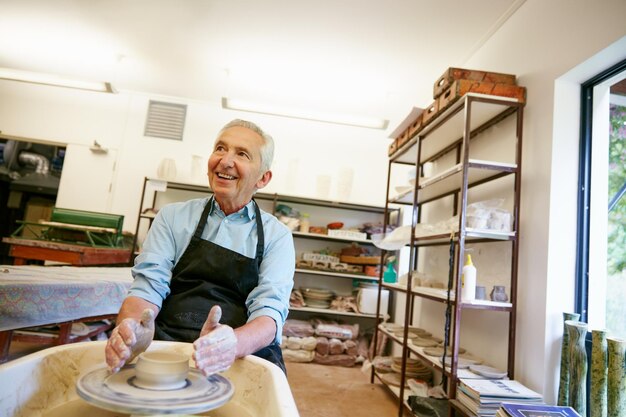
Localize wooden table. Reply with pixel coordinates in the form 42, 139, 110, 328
2, 237, 132, 266
0, 314, 116, 363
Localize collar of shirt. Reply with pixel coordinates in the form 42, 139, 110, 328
209, 197, 256, 221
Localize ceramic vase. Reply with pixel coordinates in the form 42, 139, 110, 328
157, 158, 177, 181
490, 285, 508, 302
558, 312, 581, 406
565, 320, 587, 415
591, 329, 608, 417
607, 337, 626, 417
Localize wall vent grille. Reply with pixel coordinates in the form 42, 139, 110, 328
144, 100, 187, 141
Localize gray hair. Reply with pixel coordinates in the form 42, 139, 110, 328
218, 119, 274, 173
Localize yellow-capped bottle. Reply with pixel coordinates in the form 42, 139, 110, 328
461, 254, 477, 301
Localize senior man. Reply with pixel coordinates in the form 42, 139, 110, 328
105, 119, 295, 375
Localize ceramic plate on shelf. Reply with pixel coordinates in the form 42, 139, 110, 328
301, 287, 334, 297
404, 325, 429, 334
469, 364, 508, 379
304, 300, 331, 309
423, 347, 446, 357
379, 372, 409, 388
410, 337, 439, 348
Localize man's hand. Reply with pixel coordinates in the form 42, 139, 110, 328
105, 309, 156, 372
193, 305, 237, 376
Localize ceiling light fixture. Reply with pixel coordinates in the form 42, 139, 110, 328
221, 97, 388, 130
0, 67, 116, 93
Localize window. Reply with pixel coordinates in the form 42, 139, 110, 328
577, 59, 626, 339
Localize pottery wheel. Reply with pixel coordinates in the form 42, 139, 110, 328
76, 365, 234, 415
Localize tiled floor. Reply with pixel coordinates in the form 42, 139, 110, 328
285, 361, 399, 417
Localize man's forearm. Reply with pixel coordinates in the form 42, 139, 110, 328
117, 296, 160, 322
234, 316, 276, 358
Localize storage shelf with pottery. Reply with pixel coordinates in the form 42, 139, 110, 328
381, 282, 513, 311
372, 90, 524, 415
283, 197, 399, 326
389, 159, 517, 205
391, 93, 519, 164
132, 177, 399, 347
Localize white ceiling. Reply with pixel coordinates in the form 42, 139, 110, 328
0, 0, 523, 132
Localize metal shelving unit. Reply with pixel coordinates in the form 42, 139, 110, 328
371, 93, 525, 417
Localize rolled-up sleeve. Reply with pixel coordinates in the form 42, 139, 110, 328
246, 220, 295, 344
128, 203, 194, 308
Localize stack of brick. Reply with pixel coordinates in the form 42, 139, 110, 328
281, 319, 369, 367
312, 322, 359, 367
281, 319, 317, 362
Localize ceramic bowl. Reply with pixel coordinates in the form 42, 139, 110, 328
134, 351, 190, 390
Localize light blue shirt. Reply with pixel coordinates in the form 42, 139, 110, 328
128, 197, 295, 343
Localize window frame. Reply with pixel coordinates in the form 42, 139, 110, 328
575, 58, 626, 322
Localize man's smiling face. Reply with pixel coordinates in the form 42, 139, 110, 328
208, 126, 271, 213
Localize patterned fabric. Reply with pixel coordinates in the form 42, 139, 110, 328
0, 265, 131, 331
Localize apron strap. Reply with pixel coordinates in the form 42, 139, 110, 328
193, 197, 213, 239
252, 198, 264, 266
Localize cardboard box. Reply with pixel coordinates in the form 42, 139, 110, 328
388, 138, 398, 157
421, 100, 440, 127
396, 128, 410, 149
407, 113, 423, 139
437, 79, 527, 113
21, 199, 54, 238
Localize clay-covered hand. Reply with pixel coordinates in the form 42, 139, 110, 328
105, 309, 155, 373
193, 305, 237, 376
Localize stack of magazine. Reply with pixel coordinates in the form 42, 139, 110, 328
457, 379, 543, 416
497, 402, 581, 416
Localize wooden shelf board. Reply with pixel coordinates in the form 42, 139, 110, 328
377, 325, 447, 374
295, 267, 379, 281
289, 306, 381, 319
292, 231, 375, 245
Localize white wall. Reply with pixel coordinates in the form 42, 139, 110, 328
0, 81, 390, 235
461, 0, 626, 403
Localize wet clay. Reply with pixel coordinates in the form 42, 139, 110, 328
15, 349, 85, 417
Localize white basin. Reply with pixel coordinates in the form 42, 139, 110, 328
0, 341, 300, 417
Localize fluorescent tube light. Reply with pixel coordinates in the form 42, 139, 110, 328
222, 97, 388, 129
0, 67, 116, 93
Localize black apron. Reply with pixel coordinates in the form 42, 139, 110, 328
154, 198, 285, 373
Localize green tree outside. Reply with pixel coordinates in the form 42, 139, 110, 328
607, 104, 626, 338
